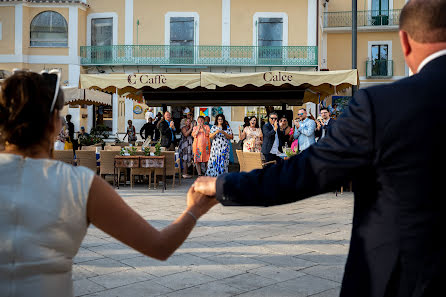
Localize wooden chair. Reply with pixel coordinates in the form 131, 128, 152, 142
242, 151, 276, 172
105, 146, 122, 151
99, 151, 123, 182
154, 151, 181, 189
76, 151, 98, 173
53, 150, 74, 165
81, 145, 98, 151
236, 150, 245, 172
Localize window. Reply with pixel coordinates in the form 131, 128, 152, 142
0, 22, 2, 40
91, 18, 113, 61
258, 18, 283, 62
371, 0, 389, 25
169, 17, 195, 63
30, 11, 68, 47
91, 18, 113, 46
371, 45, 388, 76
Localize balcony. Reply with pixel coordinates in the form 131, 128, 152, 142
323, 9, 401, 29
80, 45, 318, 67
366, 60, 393, 78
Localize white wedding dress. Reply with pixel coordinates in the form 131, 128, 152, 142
0, 153, 95, 297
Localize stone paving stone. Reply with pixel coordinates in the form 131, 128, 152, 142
234, 284, 304, 297
253, 254, 317, 271
88, 243, 141, 261
277, 275, 340, 296
309, 287, 342, 297
74, 248, 105, 264
152, 270, 216, 290
294, 251, 347, 266
88, 268, 154, 289
78, 258, 133, 276
299, 264, 345, 283
164, 280, 245, 297
210, 254, 269, 272
81, 235, 111, 248
72, 265, 98, 281
73, 278, 106, 296
248, 265, 306, 282
83, 280, 172, 297
221, 272, 276, 291
120, 255, 191, 277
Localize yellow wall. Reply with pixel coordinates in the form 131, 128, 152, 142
0, 6, 15, 55
231, 0, 308, 46
327, 31, 405, 77
78, 8, 86, 47
133, 0, 221, 45
88, 0, 125, 45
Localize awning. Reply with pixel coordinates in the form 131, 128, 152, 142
63, 87, 112, 106
79, 70, 358, 105
201, 70, 359, 103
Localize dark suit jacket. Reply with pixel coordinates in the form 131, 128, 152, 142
261, 122, 277, 155
140, 122, 155, 140
315, 118, 336, 139
216, 55, 446, 296
157, 120, 174, 148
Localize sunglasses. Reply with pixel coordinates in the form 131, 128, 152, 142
297, 113, 304, 116
270, 117, 278, 120
13, 68, 61, 112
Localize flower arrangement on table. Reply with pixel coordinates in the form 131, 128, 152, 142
143, 146, 151, 156
120, 146, 137, 156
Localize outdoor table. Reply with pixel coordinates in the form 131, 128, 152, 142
139, 156, 166, 193
114, 156, 140, 189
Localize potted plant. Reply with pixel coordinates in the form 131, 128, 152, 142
126, 146, 137, 156
154, 140, 162, 156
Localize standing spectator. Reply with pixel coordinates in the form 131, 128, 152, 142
315, 107, 336, 140
261, 112, 281, 163
192, 116, 210, 176
179, 118, 194, 178
144, 107, 154, 123
140, 117, 156, 141
239, 116, 263, 152
206, 114, 233, 177
123, 120, 137, 144
153, 112, 162, 141
171, 106, 183, 131
293, 108, 316, 151
204, 116, 212, 129
181, 112, 196, 129
238, 116, 251, 148
157, 111, 176, 150
65, 114, 77, 151
278, 115, 293, 149
54, 117, 67, 151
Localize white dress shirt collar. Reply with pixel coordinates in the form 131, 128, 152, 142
417, 49, 446, 73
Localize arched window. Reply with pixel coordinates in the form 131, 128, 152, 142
30, 11, 68, 47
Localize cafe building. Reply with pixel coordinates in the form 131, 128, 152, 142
0, 0, 405, 138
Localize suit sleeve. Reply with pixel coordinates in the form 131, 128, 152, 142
262, 124, 276, 137
158, 121, 170, 134
216, 90, 375, 206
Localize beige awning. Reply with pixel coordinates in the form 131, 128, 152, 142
63, 87, 112, 106
201, 70, 359, 103
80, 73, 201, 91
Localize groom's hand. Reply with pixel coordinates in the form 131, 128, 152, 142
187, 186, 218, 218
193, 177, 217, 197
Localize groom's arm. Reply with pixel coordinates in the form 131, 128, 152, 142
215, 90, 375, 207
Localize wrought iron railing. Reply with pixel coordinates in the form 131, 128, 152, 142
366, 60, 393, 78
80, 45, 318, 66
323, 9, 401, 28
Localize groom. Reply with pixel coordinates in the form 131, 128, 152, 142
193, 0, 446, 295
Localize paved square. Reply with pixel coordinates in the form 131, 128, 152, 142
73, 179, 353, 296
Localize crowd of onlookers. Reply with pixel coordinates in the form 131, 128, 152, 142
130, 106, 337, 178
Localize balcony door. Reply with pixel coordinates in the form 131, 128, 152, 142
91, 18, 113, 62
257, 18, 283, 64
371, 0, 389, 25
170, 17, 195, 64
371, 44, 388, 76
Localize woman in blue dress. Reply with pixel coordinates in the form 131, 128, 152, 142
206, 114, 233, 177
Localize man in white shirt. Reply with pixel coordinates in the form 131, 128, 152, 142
145, 107, 154, 123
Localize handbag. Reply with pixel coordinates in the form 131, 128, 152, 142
64, 141, 73, 150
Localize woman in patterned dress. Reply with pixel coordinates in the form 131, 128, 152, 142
206, 114, 233, 177
192, 116, 210, 176
179, 118, 194, 178
239, 116, 263, 152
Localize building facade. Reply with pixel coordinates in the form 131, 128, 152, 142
0, 0, 409, 138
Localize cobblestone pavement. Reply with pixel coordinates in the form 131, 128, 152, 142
73, 178, 353, 297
